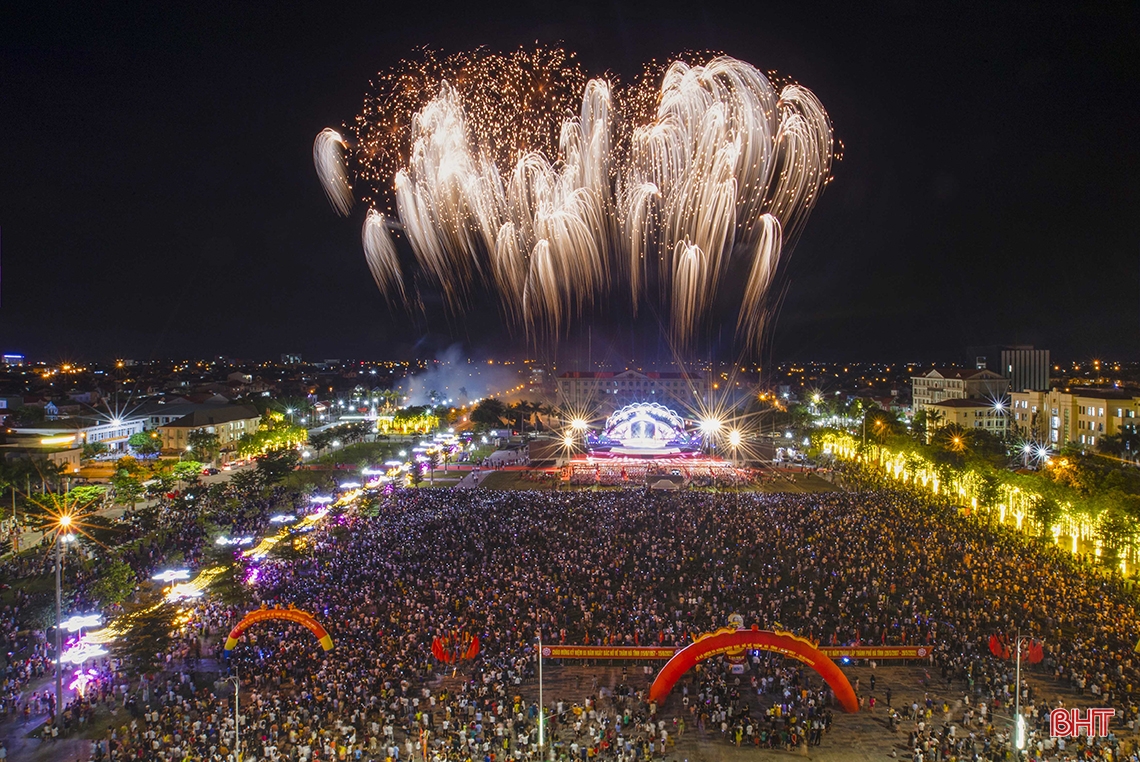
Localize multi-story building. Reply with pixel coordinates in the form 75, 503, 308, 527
911, 368, 1008, 412
1000, 347, 1051, 393
1010, 388, 1140, 448
8, 416, 146, 453
971, 345, 1051, 392
928, 398, 1008, 436
555, 370, 709, 416
159, 404, 261, 459
134, 400, 238, 430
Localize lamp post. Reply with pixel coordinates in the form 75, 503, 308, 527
180, 445, 193, 462
54, 513, 72, 728
1011, 629, 1028, 759
728, 429, 742, 505
536, 635, 545, 756
225, 674, 241, 761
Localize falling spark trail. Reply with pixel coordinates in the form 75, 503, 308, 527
313, 129, 353, 216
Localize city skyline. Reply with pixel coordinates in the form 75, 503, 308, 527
2, 2, 1137, 362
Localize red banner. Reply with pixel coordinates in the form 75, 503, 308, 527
818, 645, 932, 659
539, 643, 934, 661
541, 645, 678, 660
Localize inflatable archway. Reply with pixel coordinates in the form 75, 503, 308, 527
223, 606, 334, 655
648, 627, 859, 713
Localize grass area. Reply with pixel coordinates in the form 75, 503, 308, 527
473, 468, 839, 495
313, 440, 406, 467
764, 471, 837, 493
280, 469, 340, 491
477, 470, 561, 491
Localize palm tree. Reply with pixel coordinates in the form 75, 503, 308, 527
379, 390, 402, 413
923, 409, 944, 443
510, 400, 542, 434
532, 403, 556, 433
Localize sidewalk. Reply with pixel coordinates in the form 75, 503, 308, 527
0, 669, 87, 762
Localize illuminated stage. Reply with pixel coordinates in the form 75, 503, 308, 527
567, 403, 749, 488
585, 403, 702, 458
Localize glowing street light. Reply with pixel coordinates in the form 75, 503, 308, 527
699, 417, 723, 435
570, 418, 588, 431
60, 641, 108, 665
728, 429, 742, 448
60, 614, 102, 633
151, 569, 191, 584
51, 511, 75, 730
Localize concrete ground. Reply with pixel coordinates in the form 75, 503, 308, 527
499, 661, 1134, 762
3, 660, 1133, 761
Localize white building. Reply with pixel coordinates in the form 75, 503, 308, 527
911, 368, 1008, 412
11, 416, 146, 452
928, 398, 1007, 436
556, 370, 709, 416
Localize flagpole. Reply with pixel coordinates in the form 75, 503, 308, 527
1013, 629, 1025, 758
537, 633, 545, 756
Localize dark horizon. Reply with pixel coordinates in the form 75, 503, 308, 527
2, 1, 1137, 364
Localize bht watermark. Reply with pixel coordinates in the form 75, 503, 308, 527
1049, 708, 1114, 738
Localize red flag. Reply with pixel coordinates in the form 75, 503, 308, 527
463, 635, 480, 661
989, 635, 1002, 658
432, 637, 445, 662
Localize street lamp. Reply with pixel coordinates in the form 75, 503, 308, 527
224, 674, 241, 761
180, 445, 193, 462
728, 429, 742, 465
536, 635, 545, 755
54, 513, 73, 729
699, 417, 723, 455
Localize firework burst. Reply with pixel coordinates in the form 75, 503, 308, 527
316, 46, 837, 351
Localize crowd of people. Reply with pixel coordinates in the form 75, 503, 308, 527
2, 479, 1140, 760
564, 462, 760, 488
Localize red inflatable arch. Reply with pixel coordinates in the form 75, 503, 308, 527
223, 606, 334, 655
648, 627, 859, 713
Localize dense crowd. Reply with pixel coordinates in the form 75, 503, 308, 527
565, 462, 761, 488
4, 484, 1140, 761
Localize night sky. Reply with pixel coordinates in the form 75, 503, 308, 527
2, 1, 1137, 365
